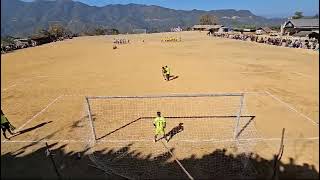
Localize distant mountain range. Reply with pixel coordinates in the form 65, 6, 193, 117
1, 0, 286, 37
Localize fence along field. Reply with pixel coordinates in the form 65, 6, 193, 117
1, 31, 319, 179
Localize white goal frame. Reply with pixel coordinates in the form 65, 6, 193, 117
85, 93, 245, 143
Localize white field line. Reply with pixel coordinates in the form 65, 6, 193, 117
240, 71, 312, 79
1, 84, 18, 92
1, 75, 112, 93
292, 72, 312, 78
2, 95, 63, 143
161, 140, 194, 180
240, 71, 278, 74
1, 76, 49, 92
15, 95, 63, 132
96, 137, 319, 143
63, 94, 87, 97
61, 91, 267, 97
243, 91, 268, 95
265, 91, 318, 125
183, 136, 320, 143
2, 137, 318, 143
1, 140, 87, 143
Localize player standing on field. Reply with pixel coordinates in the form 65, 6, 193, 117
1, 110, 16, 140
162, 66, 167, 80
153, 111, 168, 142
164, 65, 170, 81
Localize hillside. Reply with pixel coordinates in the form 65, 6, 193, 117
1, 0, 285, 37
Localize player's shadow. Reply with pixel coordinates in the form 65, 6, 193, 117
97, 115, 255, 141
166, 123, 184, 142
168, 75, 179, 81
10, 121, 53, 138
2, 141, 319, 179
235, 115, 256, 138
71, 114, 97, 129
97, 117, 145, 140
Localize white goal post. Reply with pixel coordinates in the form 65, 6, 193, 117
83, 93, 261, 179
85, 93, 245, 143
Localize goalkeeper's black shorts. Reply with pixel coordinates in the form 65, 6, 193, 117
1, 122, 10, 131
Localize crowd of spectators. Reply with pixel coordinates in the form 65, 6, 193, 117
1, 35, 74, 54
212, 32, 319, 51
113, 39, 130, 44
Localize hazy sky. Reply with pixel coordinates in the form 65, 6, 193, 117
22, 0, 319, 18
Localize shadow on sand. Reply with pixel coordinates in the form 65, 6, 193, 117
1, 140, 318, 179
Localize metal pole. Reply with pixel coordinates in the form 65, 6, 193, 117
85, 97, 97, 142
272, 128, 285, 180
45, 142, 62, 179
234, 94, 245, 139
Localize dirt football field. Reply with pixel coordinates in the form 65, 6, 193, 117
1, 31, 319, 179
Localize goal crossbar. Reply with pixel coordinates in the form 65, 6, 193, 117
85, 93, 245, 142
84, 93, 252, 178
86, 93, 244, 99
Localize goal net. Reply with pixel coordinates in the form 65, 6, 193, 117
84, 93, 259, 179
132, 29, 147, 34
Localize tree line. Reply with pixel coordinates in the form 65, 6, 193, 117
1, 24, 121, 53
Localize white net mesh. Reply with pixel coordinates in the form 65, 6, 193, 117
84, 94, 260, 178
86, 94, 253, 141
2, 93, 318, 179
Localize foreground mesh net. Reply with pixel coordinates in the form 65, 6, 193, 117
84, 93, 261, 179
1, 94, 318, 179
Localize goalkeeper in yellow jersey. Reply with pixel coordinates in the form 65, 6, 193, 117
164, 65, 170, 81
153, 111, 168, 142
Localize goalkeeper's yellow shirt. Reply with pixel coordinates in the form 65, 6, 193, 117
154, 117, 166, 129
165, 67, 170, 75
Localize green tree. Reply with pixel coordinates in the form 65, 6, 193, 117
270, 25, 281, 30
199, 14, 219, 25
37, 29, 50, 36
242, 24, 256, 29
231, 19, 239, 27
1, 36, 15, 46
186, 27, 192, 31
292, 11, 304, 19
48, 24, 67, 37
93, 27, 105, 35
111, 29, 119, 35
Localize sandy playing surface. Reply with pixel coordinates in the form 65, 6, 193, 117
1, 31, 319, 178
